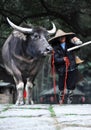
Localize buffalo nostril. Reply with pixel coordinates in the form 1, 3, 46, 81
46, 46, 53, 51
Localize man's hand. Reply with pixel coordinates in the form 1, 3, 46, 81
71, 37, 82, 45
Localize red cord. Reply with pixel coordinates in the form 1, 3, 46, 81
51, 51, 57, 101
60, 57, 70, 104
51, 51, 70, 104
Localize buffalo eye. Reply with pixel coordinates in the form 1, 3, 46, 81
31, 32, 40, 40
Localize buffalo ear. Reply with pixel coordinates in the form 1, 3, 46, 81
13, 31, 27, 41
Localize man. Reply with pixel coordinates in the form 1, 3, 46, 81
49, 29, 83, 104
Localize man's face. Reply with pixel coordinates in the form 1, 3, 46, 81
59, 36, 66, 43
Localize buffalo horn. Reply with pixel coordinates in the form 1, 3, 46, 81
7, 17, 33, 33
47, 22, 56, 34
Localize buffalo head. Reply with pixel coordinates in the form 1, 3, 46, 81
7, 18, 56, 57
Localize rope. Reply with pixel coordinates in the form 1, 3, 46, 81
51, 51, 70, 104
60, 57, 70, 104
51, 51, 57, 102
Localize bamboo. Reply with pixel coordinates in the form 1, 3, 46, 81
67, 41, 91, 52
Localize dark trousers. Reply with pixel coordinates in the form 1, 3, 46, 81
58, 69, 78, 91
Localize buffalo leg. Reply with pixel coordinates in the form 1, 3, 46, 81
16, 82, 24, 105
25, 81, 34, 105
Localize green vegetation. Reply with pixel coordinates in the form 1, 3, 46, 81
49, 105, 56, 117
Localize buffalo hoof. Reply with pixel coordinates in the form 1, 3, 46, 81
15, 100, 24, 105
31, 100, 34, 105
25, 99, 34, 105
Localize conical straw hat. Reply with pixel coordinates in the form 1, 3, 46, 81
49, 29, 75, 44
75, 56, 84, 64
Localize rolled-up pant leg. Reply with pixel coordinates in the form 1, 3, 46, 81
67, 69, 78, 90
58, 74, 65, 91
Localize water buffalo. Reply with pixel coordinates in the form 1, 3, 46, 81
2, 18, 56, 105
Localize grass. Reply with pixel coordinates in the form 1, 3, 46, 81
49, 105, 56, 117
